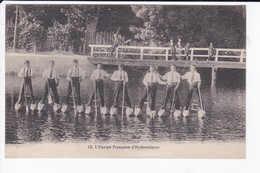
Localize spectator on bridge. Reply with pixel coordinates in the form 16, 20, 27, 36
184, 43, 190, 60
207, 42, 214, 61
176, 39, 182, 60
182, 65, 201, 110
110, 27, 121, 56
170, 39, 177, 60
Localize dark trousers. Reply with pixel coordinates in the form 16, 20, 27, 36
185, 83, 199, 110
88, 79, 105, 107
66, 77, 81, 105
111, 42, 119, 55
138, 83, 158, 111
17, 77, 35, 103
113, 81, 131, 107
171, 47, 176, 60
185, 52, 189, 60
42, 79, 60, 104
162, 84, 180, 110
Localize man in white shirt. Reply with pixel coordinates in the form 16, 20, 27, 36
207, 42, 214, 61
137, 66, 165, 111
161, 64, 181, 110
111, 63, 131, 107
182, 65, 201, 110
39, 60, 60, 104
110, 27, 121, 56
87, 63, 110, 107
16, 60, 35, 104
66, 59, 85, 105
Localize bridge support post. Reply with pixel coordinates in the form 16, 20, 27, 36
211, 67, 218, 82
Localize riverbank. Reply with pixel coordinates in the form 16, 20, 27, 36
5, 52, 94, 77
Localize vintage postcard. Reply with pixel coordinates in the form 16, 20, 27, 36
4, 2, 246, 158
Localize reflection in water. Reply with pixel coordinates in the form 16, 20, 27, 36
5, 68, 245, 144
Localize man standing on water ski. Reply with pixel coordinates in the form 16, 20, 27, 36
158, 64, 181, 116
39, 60, 60, 108
65, 59, 85, 106
182, 65, 201, 111
16, 60, 35, 105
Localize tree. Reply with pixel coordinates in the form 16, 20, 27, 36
130, 5, 246, 48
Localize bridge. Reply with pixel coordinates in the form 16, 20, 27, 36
87, 44, 246, 81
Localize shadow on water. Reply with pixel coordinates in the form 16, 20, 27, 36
5, 67, 245, 144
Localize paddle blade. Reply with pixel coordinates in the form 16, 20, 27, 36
146, 106, 151, 115
15, 102, 21, 111
134, 107, 141, 116
30, 104, 37, 111
61, 104, 68, 113
126, 107, 133, 116
183, 110, 189, 117
77, 105, 84, 113
85, 106, 91, 114
173, 109, 182, 118
53, 103, 61, 112
48, 95, 53, 104
37, 103, 45, 111
198, 109, 206, 118
150, 110, 156, 117
158, 109, 165, 117
101, 107, 108, 115
110, 106, 117, 115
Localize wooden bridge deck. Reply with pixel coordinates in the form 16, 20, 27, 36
88, 44, 246, 69
87, 57, 246, 69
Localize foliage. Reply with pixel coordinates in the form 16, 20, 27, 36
130, 5, 246, 48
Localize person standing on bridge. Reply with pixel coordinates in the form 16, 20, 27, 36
170, 39, 177, 60
65, 59, 85, 106
110, 63, 132, 108
184, 42, 190, 60
16, 60, 35, 105
176, 39, 182, 60
182, 65, 201, 111
87, 63, 110, 108
110, 27, 121, 56
207, 42, 214, 61
135, 66, 165, 116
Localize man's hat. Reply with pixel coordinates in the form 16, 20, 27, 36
73, 59, 78, 63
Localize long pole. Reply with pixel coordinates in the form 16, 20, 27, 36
121, 81, 125, 116
70, 80, 77, 114
94, 80, 97, 116
13, 5, 19, 51
198, 86, 204, 111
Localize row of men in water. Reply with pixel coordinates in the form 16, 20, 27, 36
15, 59, 201, 115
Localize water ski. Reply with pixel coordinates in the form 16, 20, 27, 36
48, 94, 53, 104
126, 107, 133, 116
77, 105, 84, 113
110, 106, 117, 115
134, 107, 141, 116
61, 104, 68, 113
146, 106, 151, 115
101, 107, 108, 115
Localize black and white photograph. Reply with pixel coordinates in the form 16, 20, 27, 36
4, 3, 246, 158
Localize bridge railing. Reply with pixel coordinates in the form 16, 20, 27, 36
89, 44, 246, 63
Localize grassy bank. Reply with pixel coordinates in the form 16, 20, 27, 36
5, 52, 95, 77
